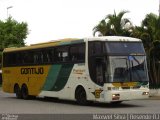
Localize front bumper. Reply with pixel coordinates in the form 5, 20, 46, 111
103, 89, 149, 102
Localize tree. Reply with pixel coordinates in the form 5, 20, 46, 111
142, 13, 160, 40
0, 17, 28, 63
132, 13, 160, 48
93, 19, 111, 36
0, 17, 28, 49
93, 10, 132, 36
132, 13, 160, 88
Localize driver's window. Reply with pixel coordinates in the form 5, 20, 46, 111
95, 58, 105, 86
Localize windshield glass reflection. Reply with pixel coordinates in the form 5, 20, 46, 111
108, 56, 149, 82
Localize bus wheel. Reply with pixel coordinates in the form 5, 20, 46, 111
75, 87, 87, 105
21, 84, 29, 100
14, 84, 22, 99
111, 101, 122, 105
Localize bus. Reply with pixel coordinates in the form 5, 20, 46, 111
2, 36, 149, 105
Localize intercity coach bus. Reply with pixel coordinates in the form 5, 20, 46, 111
2, 36, 149, 105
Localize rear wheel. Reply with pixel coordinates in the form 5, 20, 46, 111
21, 84, 29, 100
14, 84, 22, 99
75, 87, 87, 105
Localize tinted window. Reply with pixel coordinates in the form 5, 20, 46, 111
3, 43, 85, 67
105, 42, 145, 55
42, 48, 54, 63
55, 46, 69, 62
88, 41, 104, 56
70, 44, 85, 62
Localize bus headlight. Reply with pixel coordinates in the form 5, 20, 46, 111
112, 94, 120, 100
142, 92, 149, 95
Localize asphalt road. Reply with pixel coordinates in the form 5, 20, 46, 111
0, 91, 160, 120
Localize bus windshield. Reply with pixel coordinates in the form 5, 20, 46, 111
88, 41, 149, 85
107, 56, 149, 82
105, 42, 145, 55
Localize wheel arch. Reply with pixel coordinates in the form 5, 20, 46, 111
21, 83, 29, 93
14, 83, 20, 93
75, 85, 87, 99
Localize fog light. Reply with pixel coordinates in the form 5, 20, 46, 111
112, 94, 120, 100
142, 92, 149, 95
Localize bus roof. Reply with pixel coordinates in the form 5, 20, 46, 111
3, 36, 141, 52
3, 38, 81, 52
87, 36, 142, 42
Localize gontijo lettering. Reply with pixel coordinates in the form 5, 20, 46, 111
21, 67, 44, 74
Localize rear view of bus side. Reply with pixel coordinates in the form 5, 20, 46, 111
2, 36, 149, 105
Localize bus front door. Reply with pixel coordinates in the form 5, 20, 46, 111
94, 57, 105, 100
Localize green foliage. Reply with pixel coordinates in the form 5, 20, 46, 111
0, 17, 28, 65
93, 19, 110, 36
93, 10, 132, 36
132, 13, 160, 88
0, 17, 28, 50
132, 13, 160, 50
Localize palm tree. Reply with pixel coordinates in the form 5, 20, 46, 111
93, 19, 111, 36
132, 13, 160, 88
105, 10, 132, 36
142, 13, 160, 40
93, 10, 132, 36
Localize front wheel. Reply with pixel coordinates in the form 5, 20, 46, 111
111, 101, 122, 105
75, 87, 88, 105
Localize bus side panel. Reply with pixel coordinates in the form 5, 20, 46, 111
2, 66, 51, 96
2, 67, 19, 93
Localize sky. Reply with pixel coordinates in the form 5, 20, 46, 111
0, 0, 159, 45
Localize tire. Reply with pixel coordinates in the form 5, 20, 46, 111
21, 84, 29, 100
75, 87, 87, 105
14, 84, 22, 99
111, 101, 122, 105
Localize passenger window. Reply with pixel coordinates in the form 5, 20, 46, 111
55, 46, 69, 62
70, 44, 85, 62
